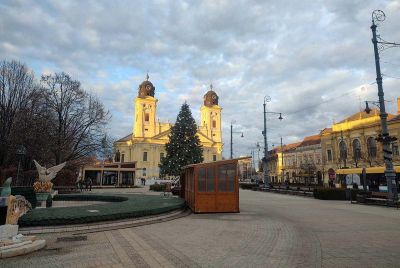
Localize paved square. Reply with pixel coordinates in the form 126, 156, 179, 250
2, 189, 400, 267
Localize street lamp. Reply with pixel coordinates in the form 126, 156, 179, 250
16, 145, 26, 185
262, 96, 283, 187
230, 120, 244, 159
368, 10, 399, 201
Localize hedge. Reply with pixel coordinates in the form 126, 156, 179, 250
239, 183, 258, 190
11, 187, 37, 209
19, 194, 185, 227
53, 194, 128, 202
313, 188, 368, 200
150, 184, 166, 192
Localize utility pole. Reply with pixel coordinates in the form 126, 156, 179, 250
230, 120, 243, 159
281, 136, 284, 183
230, 123, 233, 159
263, 96, 270, 187
370, 10, 398, 200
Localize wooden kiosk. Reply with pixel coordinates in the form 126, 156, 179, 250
181, 157, 249, 213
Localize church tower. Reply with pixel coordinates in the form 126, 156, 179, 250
200, 84, 222, 143
133, 74, 157, 138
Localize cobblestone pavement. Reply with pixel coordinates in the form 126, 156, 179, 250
2, 189, 400, 267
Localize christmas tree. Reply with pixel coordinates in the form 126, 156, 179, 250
159, 103, 203, 177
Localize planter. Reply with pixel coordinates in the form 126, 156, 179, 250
356, 194, 366, 203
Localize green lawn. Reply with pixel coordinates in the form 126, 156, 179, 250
19, 194, 185, 227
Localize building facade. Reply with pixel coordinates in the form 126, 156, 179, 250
114, 78, 223, 179
266, 135, 323, 185
320, 98, 400, 187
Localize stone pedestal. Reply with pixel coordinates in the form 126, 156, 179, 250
36, 193, 51, 208
0, 225, 18, 240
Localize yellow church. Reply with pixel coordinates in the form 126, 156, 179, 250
113, 76, 223, 179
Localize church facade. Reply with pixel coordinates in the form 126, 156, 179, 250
113, 77, 223, 179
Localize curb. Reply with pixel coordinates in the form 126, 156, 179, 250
20, 208, 190, 235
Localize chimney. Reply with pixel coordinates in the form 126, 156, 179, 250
398, 97, 400, 115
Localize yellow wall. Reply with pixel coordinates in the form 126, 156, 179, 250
321, 113, 400, 185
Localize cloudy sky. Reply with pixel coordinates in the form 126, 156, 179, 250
1, 0, 400, 159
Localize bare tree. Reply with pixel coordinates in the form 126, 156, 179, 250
99, 134, 115, 162
41, 73, 110, 164
0, 60, 37, 166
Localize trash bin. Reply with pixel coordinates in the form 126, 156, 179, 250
345, 188, 352, 201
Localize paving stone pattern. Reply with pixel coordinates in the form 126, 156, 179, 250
1, 189, 400, 267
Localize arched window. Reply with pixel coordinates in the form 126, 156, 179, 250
367, 137, 377, 158
352, 139, 361, 161
339, 140, 347, 160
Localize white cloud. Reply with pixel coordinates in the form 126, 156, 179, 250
1, 0, 399, 158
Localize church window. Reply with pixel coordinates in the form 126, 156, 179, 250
352, 139, 361, 161
143, 152, 148, 161
367, 137, 377, 158
213, 155, 217, 161
145, 113, 150, 122
212, 120, 216, 128
327, 149, 332, 162
393, 142, 399, 156
339, 141, 347, 160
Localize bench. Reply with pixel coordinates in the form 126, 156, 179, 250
364, 192, 399, 209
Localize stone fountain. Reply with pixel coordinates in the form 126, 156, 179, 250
0, 178, 46, 258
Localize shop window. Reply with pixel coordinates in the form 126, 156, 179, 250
198, 167, 206, 192
143, 152, 148, 161
207, 167, 215, 192
218, 166, 226, 192
227, 165, 236, 192
218, 164, 236, 192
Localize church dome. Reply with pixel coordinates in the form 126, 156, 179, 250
204, 84, 219, 107
138, 74, 155, 98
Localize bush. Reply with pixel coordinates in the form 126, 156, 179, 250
150, 184, 166, 192
313, 188, 370, 200
239, 183, 258, 190
313, 188, 346, 200
11, 187, 37, 209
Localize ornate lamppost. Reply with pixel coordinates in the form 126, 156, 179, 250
15, 145, 26, 185
366, 10, 399, 200
262, 96, 283, 187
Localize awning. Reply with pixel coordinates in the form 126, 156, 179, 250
336, 166, 400, 175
